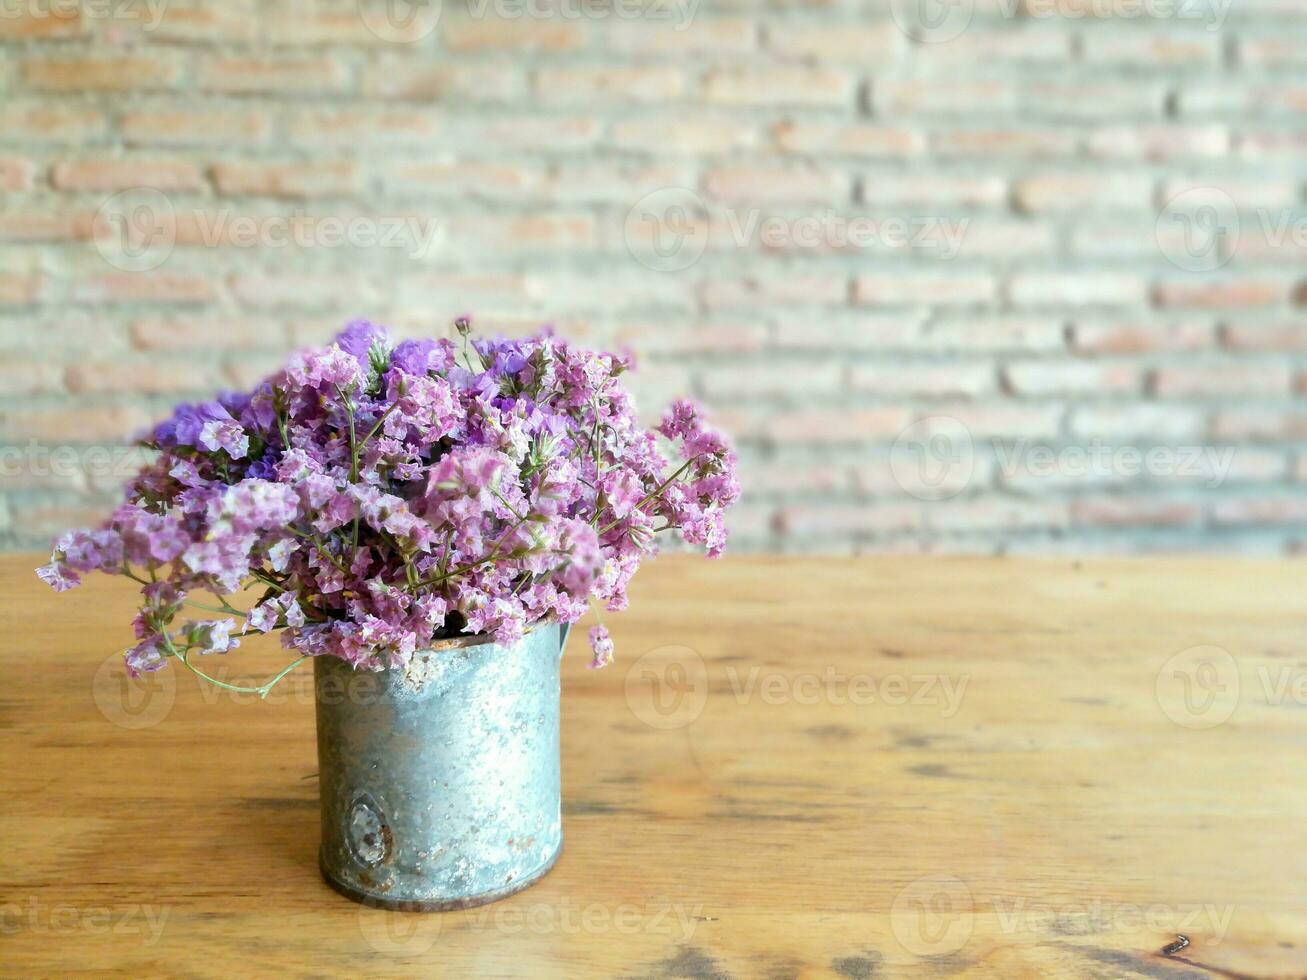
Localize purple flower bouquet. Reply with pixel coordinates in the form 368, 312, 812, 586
38, 320, 740, 689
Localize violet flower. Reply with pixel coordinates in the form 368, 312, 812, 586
38, 321, 741, 682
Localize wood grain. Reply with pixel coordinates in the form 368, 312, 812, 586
2, 554, 1305, 978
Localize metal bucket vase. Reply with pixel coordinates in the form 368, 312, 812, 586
314, 623, 569, 911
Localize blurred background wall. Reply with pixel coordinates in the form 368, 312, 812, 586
1, 0, 1305, 555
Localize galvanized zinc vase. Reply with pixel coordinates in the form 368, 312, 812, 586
314, 622, 570, 911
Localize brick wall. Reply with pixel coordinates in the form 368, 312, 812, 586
2, 0, 1306, 555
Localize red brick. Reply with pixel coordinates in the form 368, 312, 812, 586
1007, 273, 1148, 307
1215, 449, 1289, 483
131, 319, 288, 351
1070, 405, 1203, 440
124, 3, 258, 43
0, 406, 151, 442
0, 7, 85, 38
926, 499, 1069, 532
1072, 497, 1201, 527
765, 22, 900, 61
0, 275, 41, 306
1013, 174, 1153, 213
921, 317, 1064, 352
853, 452, 996, 496
1072, 320, 1212, 353
954, 222, 1057, 260
442, 17, 586, 51
704, 67, 853, 108
65, 361, 222, 395
24, 55, 182, 92
72, 274, 215, 305
765, 407, 913, 444
386, 160, 541, 199
1021, 82, 1164, 122
613, 116, 759, 154
861, 174, 1006, 208
0, 363, 63, 395
1153, 279, 1290, 309
535, 162, 695, 204
0, 157, 34, 192
854, 274, 996, 307
774, 121, 922, 157
911, 27, 1071, 67
211, 161, 359, 199
700, 276, 848, 311
773, 316, 920, 351
1239, 36, 1307, 68
447, 214, 595, 252
121, 107, 273, 146
0, 103, 106, 142
231, 273, 380, 310
1212, 409, 1307, 441
740, 460, 846, 495
395, 273, 530, 312
1212, 499, 1307, 526
849, 363, 995, 398
1152, 363, 1290, 397
702, 165, 850, 204
1236, 132, 1307, 161
1087, 125, 1229, 161
225, 353, 301, 391
940, 404, 1064, 438
776, 503, 921, 536
933, 129, 1077, 159
878, 80, 1017, 116
446, 115, 599, 152
605, 19, 756, 56
1081, 32, 1221, 66
1223, 322, 1307, 350
262, 10, 427, 45
1004, 362, 1140, 396
9, 501, 119, 540
198, 56, 350, 94
700, 362, 842, 399
287, 109, 444, 149
52, 159, 204, 193
363, 63, 522, 102
534, 66, 685, 103
613, 321, 767, 355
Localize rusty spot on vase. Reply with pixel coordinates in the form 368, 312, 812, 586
346, 793, 393, 867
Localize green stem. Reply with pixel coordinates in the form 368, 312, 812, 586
162, 631, 307, 699
597, 455, 704, 536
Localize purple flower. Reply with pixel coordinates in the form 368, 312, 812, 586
588, 625, 614, 670
248, 594, 306, 633
335, 320, 391, 363
125, 635, 167, 676
184, 620, 241, 655
39, 319, 741, 677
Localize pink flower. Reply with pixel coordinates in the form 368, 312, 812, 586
588, 626, 614, 670
38, 321, 741, 676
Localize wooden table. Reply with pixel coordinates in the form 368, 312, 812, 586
3, 554, 1305, 978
